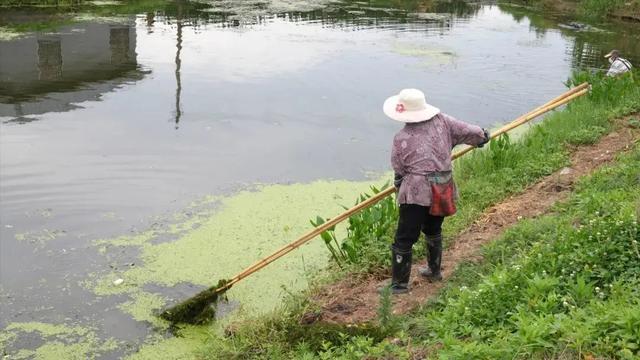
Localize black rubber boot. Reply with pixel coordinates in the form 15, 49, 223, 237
419, 234, 443, 282
378, 245, 412, 294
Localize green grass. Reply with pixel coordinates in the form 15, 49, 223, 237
502, 0, 638, 18
324, 70, 639, 274
407, 145, 640, 359
196, 71, 640, 359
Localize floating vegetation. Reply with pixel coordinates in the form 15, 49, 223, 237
407, 12, 451, 21
391, 42, 458, 66
125, 326, 210, 360
88, 0, 123, 5
558, 21, 610, 33
192, 0, 340, 22
14, 229, 66, 249
0, 26, 22, 40
86, 177, 382, 322
118, 291, 168, 327
1, 322, 119, 359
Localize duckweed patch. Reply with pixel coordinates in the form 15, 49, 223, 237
1, 322, 119, 360
118, 290, 168, 327
125, 326, 211, 360
73, 176, 389, 357
14, 229, 66, 249
88, 177, 385, 317
391, 42, 458, 66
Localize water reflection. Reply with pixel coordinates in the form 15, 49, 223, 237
1, 1, 636, 122
497, 3, 639, 70
37, 38, 63, 80
174, 2, 185, 129
0, 19, 144, 121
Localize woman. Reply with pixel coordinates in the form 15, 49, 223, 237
382, 88, 489, 294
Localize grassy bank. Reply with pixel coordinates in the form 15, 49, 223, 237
195, 71, 640, 359
292, 136, 640, 359
0, 0, 204, 34
503, 0, 640, 20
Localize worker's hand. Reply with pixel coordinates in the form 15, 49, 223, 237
394, 173, 403, 189
477, 128, 490, 148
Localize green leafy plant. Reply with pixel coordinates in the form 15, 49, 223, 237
377, 285, 400, 335
312, 183, 398, 268
309, 216, 346, 267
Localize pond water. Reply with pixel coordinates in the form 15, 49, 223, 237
1, 0, 639, 358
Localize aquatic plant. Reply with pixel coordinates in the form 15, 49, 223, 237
309, 216, 346, 267
312, 183, 397, 268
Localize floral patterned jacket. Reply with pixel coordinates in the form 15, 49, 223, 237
391, 113, 486, 206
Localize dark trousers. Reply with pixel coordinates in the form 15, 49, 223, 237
393, 204, 445, 252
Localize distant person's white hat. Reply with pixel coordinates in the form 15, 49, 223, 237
383, 89, 440, 123
604, 49, 620, 59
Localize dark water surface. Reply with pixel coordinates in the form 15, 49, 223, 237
1, 0, 639, 357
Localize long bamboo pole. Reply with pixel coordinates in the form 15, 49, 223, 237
216, 85, 590, 293
228, 86, 589, 284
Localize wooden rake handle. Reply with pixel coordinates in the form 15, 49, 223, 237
216, 83, 590, 294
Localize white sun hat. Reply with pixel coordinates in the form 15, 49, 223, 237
383, 88, 440, 123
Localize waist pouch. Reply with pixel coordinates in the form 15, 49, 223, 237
427, 171, 456, 217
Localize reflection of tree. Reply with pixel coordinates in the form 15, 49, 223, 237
498, 3, 639, 71
146, 11, 155, 31
159, 0, 480, 30
37, 38, 62, 80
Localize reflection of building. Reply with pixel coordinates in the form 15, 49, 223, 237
37, 38, 63, 80
0, 19, 145, 121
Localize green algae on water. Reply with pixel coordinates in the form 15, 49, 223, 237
78, 176, 389, 357
125, 326, 210, 360
391, 42, 458, 66
2, 322, 119, 360
89, 177, 387, 315
118, 290, 168, 327
15, 229, 66, 249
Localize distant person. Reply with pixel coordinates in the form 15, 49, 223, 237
605, 50, 633, 77
381, 89, 490, 294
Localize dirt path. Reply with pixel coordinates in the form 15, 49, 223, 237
310, 117, 640, 325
